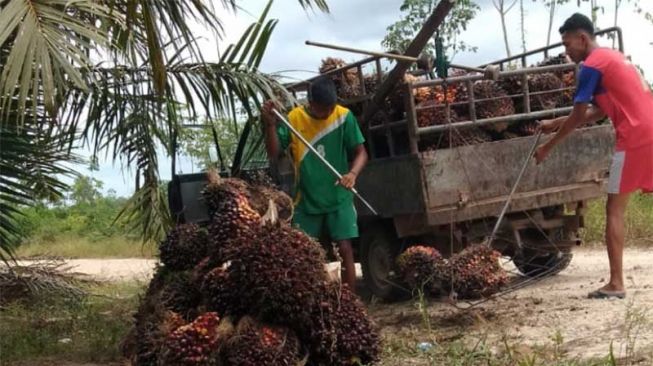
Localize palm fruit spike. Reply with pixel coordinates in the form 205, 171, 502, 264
159, 312, 221, 366
129, 267, 172, 365
448, 244, 509, 299
203, 176, 261, 262
159, 223, 208, 271
416, 102, 459, 128
472, 80, 515, 133
200, 266, 248, 318
216, 316, 303, 366
528, 72, 564, 112
245, 185, 294, 223
202, 173, 251, 217
319, 57, 360, 99
561, 71, 576, 105
222, 220, 328, 326
307, 283, 381, 366
396, 245, 447, 293
160, 270, 202, 320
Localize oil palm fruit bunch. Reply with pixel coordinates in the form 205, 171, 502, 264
128, 268, 175, 365
319, 57, 360, 99
245, 185, 294, 223
239, 169, 275, 188
161, 270, 202, 320
202, 173, 251, 217
513, 119, 539, 137
538, 53, 573, 79
217, 316, 303, 366
159, 312, 221, 365
159, 224, 208, 271
396, 246, 447, 293
203, 176, 261, 259
200, 266, 248, 319
303, 283, 380, 366
364, 74, 380, 95
448, 244, 508, 299
472, 81, 515, 132
326, 283, 381, 366
224, 221, 328, 326
528, 73, 564, 111
561, 71, 576, 105
499, 75, 524, 97
416, 102, 459, 127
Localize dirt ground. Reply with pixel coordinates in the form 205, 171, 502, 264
13, 248, 653, 364
370, 247, 653, 362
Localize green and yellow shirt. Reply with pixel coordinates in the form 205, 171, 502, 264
277, 105, 365, 214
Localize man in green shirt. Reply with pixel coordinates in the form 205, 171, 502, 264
261, 77, 368, 289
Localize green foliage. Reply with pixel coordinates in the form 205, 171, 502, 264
178, 118, 241, 171
0, 281, 143, 363
582, 194, 653, 245
0, 0, 327, 261
382, 0, 480, 57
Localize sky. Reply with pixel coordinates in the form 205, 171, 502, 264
84, 0, 653, 197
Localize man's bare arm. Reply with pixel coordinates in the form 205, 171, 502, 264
338, 145, 368, 189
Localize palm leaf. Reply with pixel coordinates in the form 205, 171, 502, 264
0, 107, 78, 262
0, 0, 114, 122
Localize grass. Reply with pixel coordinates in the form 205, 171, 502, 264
0, 281, 144, 365
582, 194, 653, 246
15, 234, 157, 259
378, 329, 624, 366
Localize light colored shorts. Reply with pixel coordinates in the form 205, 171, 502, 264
607, 144, 653, 194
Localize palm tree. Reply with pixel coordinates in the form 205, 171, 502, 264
0, 0, 329, 261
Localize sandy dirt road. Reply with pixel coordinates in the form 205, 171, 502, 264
16, 258, 158, 282
370, 247, 653, 361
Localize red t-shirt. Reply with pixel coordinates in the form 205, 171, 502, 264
574, 48, 653, 150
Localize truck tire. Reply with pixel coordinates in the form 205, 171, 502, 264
513, 228, 573, 277
360, 224, 408, 301
513, 249, 573, 277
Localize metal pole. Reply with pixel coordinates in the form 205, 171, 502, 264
305, 40, 490, 75
272, 109, 379, 216
486, 131, 543, 246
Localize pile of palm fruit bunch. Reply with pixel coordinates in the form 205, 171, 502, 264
124, 172, 380, 366
396, 244, 508, 299
319, 57, 361, 100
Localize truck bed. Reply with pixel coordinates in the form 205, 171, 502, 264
356, 125, 614, 235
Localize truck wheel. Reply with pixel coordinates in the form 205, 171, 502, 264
360, 225, 408, 301
513, 249, 572, 277
513, 228, 573, 277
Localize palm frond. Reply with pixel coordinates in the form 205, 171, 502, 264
0, 117, 78, 262
0, 0, 115, 122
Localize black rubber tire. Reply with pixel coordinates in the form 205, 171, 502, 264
360, 225, 408, 301
513, 228, 573, 277
513, 249, 573, 277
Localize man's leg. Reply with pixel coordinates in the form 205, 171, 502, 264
602, 192, 631, 292
336, 239, 356, 289
328, 204, 359, 290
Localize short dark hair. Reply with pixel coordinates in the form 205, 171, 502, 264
308, 77, 337, 105
559, 13, 594, 36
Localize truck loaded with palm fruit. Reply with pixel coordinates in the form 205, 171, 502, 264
280, 27, 622, 300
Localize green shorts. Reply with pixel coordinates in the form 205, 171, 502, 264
292, 204, 359, 241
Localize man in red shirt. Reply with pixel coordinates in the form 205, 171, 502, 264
536, 13, 653, 299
